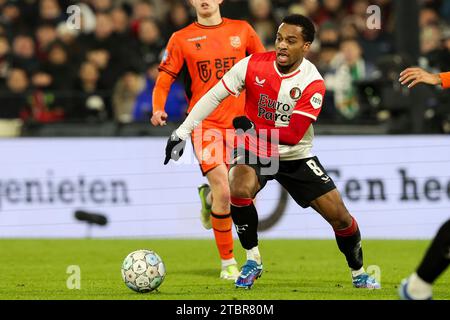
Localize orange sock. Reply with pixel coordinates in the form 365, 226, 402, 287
211, 211, 234, 260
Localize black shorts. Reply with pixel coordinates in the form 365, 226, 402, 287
230, 149, 336, 208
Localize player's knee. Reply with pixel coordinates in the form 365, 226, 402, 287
230, 182, 253, 199
329, 204, 352, 229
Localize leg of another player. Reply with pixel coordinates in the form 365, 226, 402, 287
229, 164, 263, 288
206, 164, 240, 280
310, 189, 381, 289
399, 219, 450, 300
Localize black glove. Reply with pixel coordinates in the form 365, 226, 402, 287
164, 131, 186, 165
232, 116, 254, 131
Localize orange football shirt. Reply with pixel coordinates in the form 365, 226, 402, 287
158, 18, 265, 129
440, 72, 450, 89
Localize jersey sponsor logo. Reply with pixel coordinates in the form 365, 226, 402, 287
255, 76, 266, 87
229, 36, 241, 48
195, 42, 201, 50
187, 35, 207, 42
289, 87, 302, 100
197, 57, 237, 83
310, 92, 323, 109
197, 60, 212, 82
257, 94, 292, 122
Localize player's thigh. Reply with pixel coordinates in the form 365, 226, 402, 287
192, 127, 228, 175
229, 164, 261, 199
275, 156, 336, 208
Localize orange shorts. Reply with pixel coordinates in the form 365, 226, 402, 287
191, 126, 236, 175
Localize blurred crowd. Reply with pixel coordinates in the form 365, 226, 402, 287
0, 0, 449, 136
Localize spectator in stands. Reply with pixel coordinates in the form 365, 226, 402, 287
324, 39, 377, 120
0, 35, 11, 89
1, 1, 26, 34
419, 6, 441, 28
248, 0, 278, 46
315, 0, 346, 26
421, 24, 443, 58
39, 41, 75, 92
38, 0, 66, 26
135, 18, 165, 70
111, 6, 131, 39
0, 67, 30, 119
81, 13, 127, 89
317, 22, 340, 73
35, 23, 58, 62
358, 23, 394, 66
90, 0, 113, 14
130, 0, 155, 36
0, 68, 30, 136
339, 19, 360, 41
113, 67, 146, 123
288, 0, 320, 18
133, 63, 187, 123
10, 34, 39, 74
162, 1, 191, 41
71, 61, 109, 121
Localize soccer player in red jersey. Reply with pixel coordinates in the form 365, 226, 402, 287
398, 67, 450, 299
164, 14, 381, 289
151, 0, 265, 280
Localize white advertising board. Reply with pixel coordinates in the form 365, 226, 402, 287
0, 136, 448, 239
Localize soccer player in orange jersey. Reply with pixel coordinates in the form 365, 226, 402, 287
151, 0, 265, 280
398, 67, 450, 299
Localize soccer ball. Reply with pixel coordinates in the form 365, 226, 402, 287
121, 249, 166, 293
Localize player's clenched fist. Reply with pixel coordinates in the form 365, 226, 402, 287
233, 116, 255, 131
164, 131, 186, 165
151, 111, 168, 126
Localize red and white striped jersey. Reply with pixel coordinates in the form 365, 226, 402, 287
221, 51, 325, 160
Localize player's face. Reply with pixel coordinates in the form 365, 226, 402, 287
189, 0, 223, 18
275, 23, 311, 72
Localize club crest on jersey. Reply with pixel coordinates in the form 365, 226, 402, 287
289, 87, 302, 100
197, 60, 212, 82
229, 36, 241, 48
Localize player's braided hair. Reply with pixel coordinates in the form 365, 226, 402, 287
282, 14, 316, 44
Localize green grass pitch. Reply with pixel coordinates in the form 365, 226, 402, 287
0, 239, 448, 300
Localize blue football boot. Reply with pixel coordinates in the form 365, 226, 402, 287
235, 260, 263, 289
352, 273, 381, 289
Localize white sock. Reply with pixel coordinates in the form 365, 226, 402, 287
221, 258, 237, 269
246, 246, 261, 264
351, 267, 365, 277
406, 273, 432, 299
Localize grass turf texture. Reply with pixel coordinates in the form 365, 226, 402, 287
0, 239, 448, 300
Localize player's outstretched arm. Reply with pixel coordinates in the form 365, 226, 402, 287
163, 80, 231, 165
163, 56, 249, 165
399, 67, 442, 88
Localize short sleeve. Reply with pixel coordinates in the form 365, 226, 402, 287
158, 34, 185, 78
220, 55, 251, 97
292, 80, 326, 121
